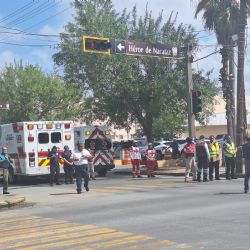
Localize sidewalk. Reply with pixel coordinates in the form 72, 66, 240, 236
113, 159, 227, 177
0, 193, 25, 209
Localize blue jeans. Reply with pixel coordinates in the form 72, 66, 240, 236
75, 164, 89, 192
244, 159, 250, 190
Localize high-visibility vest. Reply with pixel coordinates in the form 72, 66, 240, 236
224, 142, 236, 158
209, 142, 220, 156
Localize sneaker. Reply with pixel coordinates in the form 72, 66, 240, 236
203, 179, 208, 182
151, 175, 156, 177
232, 177, 238, 179
137, 175, 142, 178
56, 183, 62, 185
3, 191, 10, 194
85, 186, 89, 192
77, 190, 82, 194
209, 178, 214, 181
244, 188, 249, 193
215, 177, 221, 180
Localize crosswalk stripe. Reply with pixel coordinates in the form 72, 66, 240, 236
17, 231, 134, 250
84, 235, 153, 249
0, 215, 195, 250
0, 216, 40, 224
0, 222, 82, 236
0, 225, 98, 243
0, 218, 72, 231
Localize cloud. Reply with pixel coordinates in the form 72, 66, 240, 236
0, 51, 18, 66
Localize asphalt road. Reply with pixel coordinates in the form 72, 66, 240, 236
0, 173, 249, 250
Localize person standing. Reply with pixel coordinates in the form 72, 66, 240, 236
145, 143, 156, 178
170, 139, 180, 159
208, 135, 221, 181
223, 135, 237, 180
71, 143, 92, 194
88, 149, 96, 180
242, 137, 250, 193
62, 145, 74, 184
0, 147, 12, 194
195, 135, 210, 182
183, 137, 196, 182
48, 146, 61, 186
129, 142, 142, 178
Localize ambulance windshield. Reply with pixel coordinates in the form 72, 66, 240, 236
85, 139, 112, 151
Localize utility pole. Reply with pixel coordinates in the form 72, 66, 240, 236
236, 0, 247, 173
229, 40, 236, 143
186, 44, 195, 138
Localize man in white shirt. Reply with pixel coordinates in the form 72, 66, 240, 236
71, 142, 92, 194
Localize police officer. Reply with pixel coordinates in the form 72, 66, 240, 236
208, 135, 221, 181
48, 146, 61, 186
195, 135, 210, 182
0, 147, 12, 194
223, 135, 237, 180
242, 137, 250, 193
62, 145, 74, 184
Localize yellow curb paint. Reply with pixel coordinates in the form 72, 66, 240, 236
6, 197, 25, 205
0, 201, 8, 207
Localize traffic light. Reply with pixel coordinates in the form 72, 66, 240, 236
83, 36, 111, 55
192, 90, 202, 114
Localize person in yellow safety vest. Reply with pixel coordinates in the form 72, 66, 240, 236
208, 135, 221, 181
223, 135, 237, 180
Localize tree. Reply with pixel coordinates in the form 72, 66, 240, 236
54, 0, 219, 141
0, 61, 80, 123
195, 0, 239, 140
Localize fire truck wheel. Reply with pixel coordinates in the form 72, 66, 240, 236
8, 168, 17, 184
98, 170, 107, 177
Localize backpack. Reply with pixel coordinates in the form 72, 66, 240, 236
184, 143, 195, 154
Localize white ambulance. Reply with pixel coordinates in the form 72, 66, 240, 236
0, 121, 74, 183
74, 125, 115, 176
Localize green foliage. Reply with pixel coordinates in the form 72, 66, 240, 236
53, 0, 219, 140
0, 61, 80, 123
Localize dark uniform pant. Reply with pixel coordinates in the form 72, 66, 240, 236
3, 169, 9, 193
50, 165, 60, 185
209, 160, 220, 180
244, 159, 250, 191
197, 158, 209, 181
75, 164, 89, 192
64, 164, 74, 183
225, 156, 236, 179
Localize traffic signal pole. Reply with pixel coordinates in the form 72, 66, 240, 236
186, 44, 195, 138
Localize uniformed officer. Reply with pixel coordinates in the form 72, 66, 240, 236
223, 135, 237, 180
242, 137, 250, 193
208, 135, 221, 181
62, 145, 74, 184
48, 146, 61, 186
145, 143, 156, 178
0, 147, 12, 194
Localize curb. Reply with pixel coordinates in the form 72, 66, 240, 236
0, 197, 26, 208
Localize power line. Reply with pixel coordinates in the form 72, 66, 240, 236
193, 50, 220, 62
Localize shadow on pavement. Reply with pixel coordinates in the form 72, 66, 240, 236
214, 192, 245, 195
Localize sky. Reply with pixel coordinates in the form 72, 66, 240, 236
0, 0, 249, 96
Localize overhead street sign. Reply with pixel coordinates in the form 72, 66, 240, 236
115, 40, 126, 54
113, 40, 178, 58
0, 103, 9, 110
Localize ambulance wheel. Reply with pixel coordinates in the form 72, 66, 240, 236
98, 170, 107, 177
8, 168, 17, 184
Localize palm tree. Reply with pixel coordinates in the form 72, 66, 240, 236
194, 0, 239, 140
